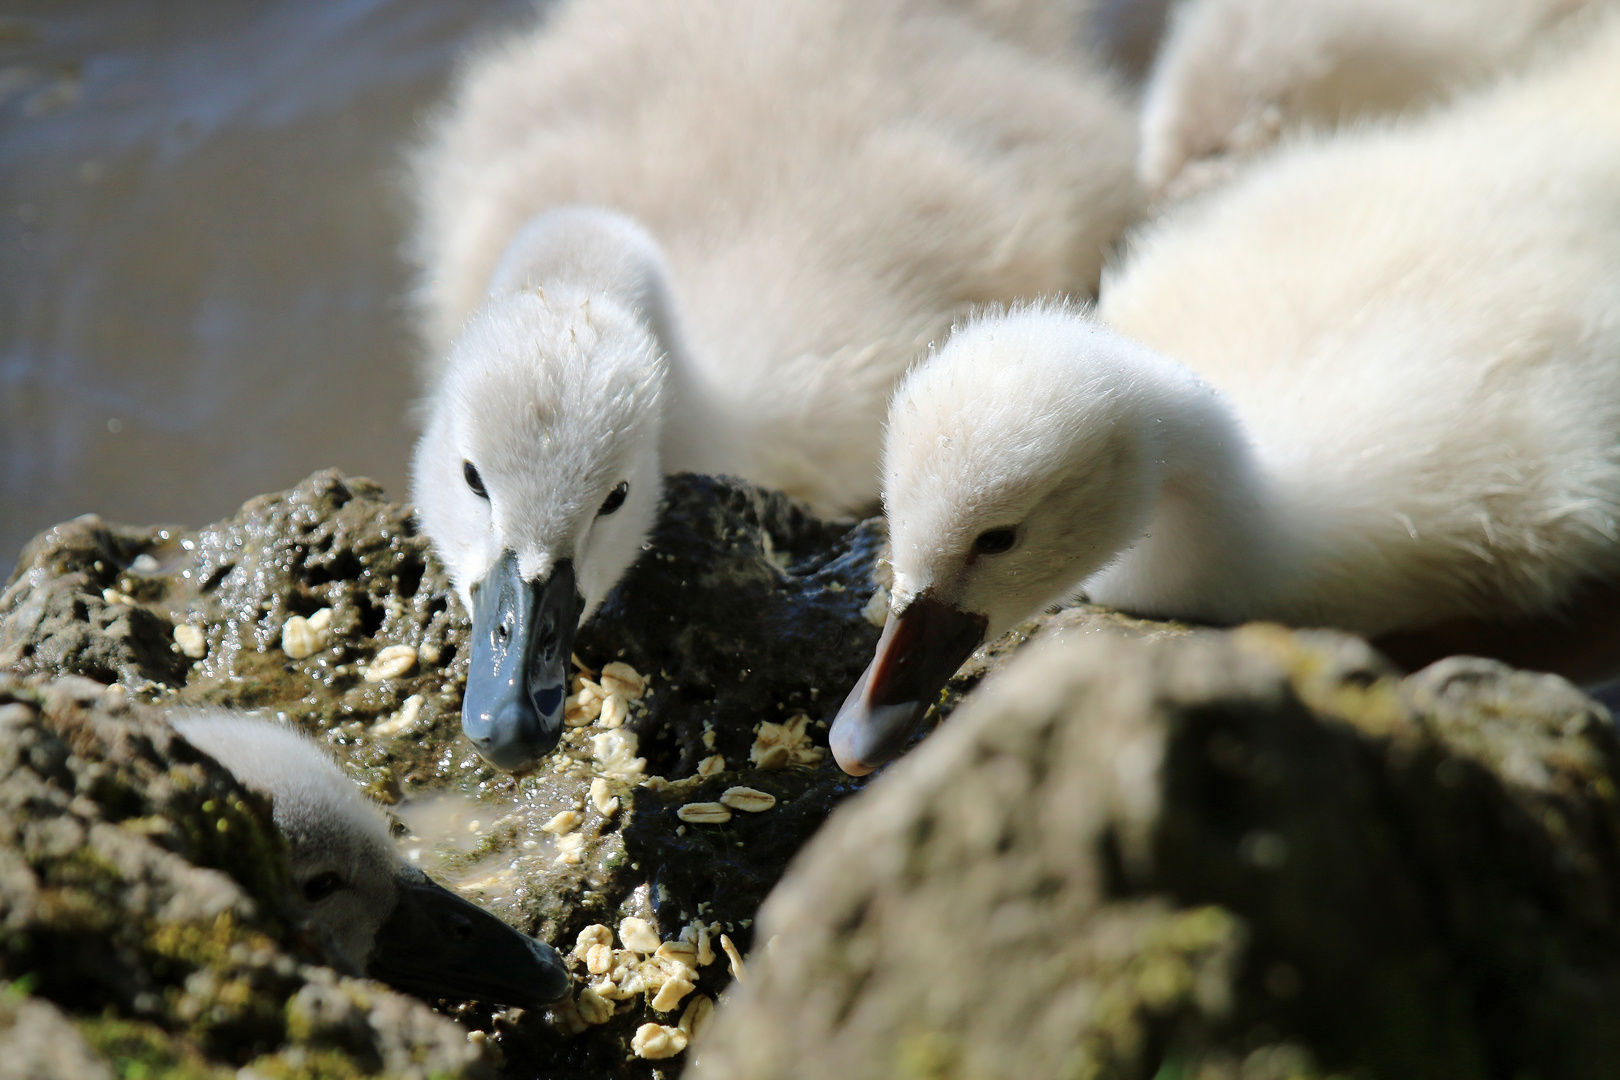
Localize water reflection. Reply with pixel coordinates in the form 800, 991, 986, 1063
0, 0, 1166, 581
0, 0, 534, 578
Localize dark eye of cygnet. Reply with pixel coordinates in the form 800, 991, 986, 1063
974, 527, 1018, 555
598, 481, 629, 516
463, 461, 488, 499
302, 870, 345, 903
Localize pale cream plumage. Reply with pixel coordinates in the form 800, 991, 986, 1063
832, 14, 1620, 773
406, 0, 1139, 772
1139, 0, 1609, 197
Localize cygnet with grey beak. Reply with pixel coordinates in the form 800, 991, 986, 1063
171, 713, 569, 1008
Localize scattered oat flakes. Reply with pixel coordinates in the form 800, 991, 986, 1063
679, 921, 716, 967
546, 996, 589, 1037
585, 943, 613, 975
751, 713, 823, 769
650, 972, 696, 1012
619, 917, 661, 954
701, 726, 716, 751
655, 940, 697, 967
720, 786, 776, 813
101, 588, 133, 606
677, 802, 731, 825
554, 832, 585, 865
640, 775, 668, 792
573, 924, 612, 959
589, 777, 620, 817
566, 679, 605, 726
173, 624, 207, 659
577, 986, 613, 1025
280, 613, 326, 659
720, 934, 747, 983
541, 810, 583, 835
599, 693, 628, 728
631, 1023, 688, 1060
600, 661, 647, 700
862, 584, 891, 628
372, 694, 425, 737
696, 754, 725, 778
364, 644, 418, 682
591, 730, 646, 777
678, 994, 714, 1041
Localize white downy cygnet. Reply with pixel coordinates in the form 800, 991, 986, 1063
1139, 0, 1609, 197
170, 713, 568, 1007
832, 12, 1620, 773
407, 0, 1139, 772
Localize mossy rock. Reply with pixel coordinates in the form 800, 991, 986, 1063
692, 626, 1620, 1080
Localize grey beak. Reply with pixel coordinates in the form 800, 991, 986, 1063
463, 552, 584, 772
366, 870, 570, 1009
829, 591, 987, 775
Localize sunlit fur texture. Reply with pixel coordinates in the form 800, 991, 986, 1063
413, 211, 667, 614
886, 15, 1620, 645
408, 0, 1137, 614
171, 714, 401, 976
1139, 0, 1606, 195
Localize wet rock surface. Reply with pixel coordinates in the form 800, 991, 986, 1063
0, 469, 885, 1078
692, 625, 1620, 1080
0, 674, 488, 1079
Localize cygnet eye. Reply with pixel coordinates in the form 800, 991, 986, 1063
463, 461, 488, 499
973, 527, 1019, 555
302, 870, 345, 903
598, 481, 629, 517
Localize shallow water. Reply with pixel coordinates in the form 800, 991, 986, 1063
0, 0, 1166, 582
0, 0, 535, 579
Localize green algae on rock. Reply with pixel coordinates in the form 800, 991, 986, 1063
0, 675, 489, 1079
1, 469, 888, 1078
691, 626, 1620, 1080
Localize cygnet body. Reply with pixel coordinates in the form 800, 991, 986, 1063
1139, 0, 1608, 196
170, 713, 569, 1007
832, 13, 1620, 772
408, 0, 1138, 772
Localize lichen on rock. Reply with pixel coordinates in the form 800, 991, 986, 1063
691, 626, 1620, 1080
0, 676, 488, 1079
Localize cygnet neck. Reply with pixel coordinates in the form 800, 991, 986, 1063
1082, 355, 1291, 625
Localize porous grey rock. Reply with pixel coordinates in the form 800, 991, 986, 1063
0, 469, 888, 1078
0, 675, 489, 1079
692, 624, 1620, 1080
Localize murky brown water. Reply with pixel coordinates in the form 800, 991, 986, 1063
0, 0, 536, 578
0, 0, 1167, 581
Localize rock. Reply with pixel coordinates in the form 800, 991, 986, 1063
0, 675, 489, 1079
0, 470, 886, 1077
692, 624, 1620, 1080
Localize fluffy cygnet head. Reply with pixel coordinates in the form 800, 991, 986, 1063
412, 284, 665, 772
170, 713, 569, 1008
832, 305, 1171, 774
